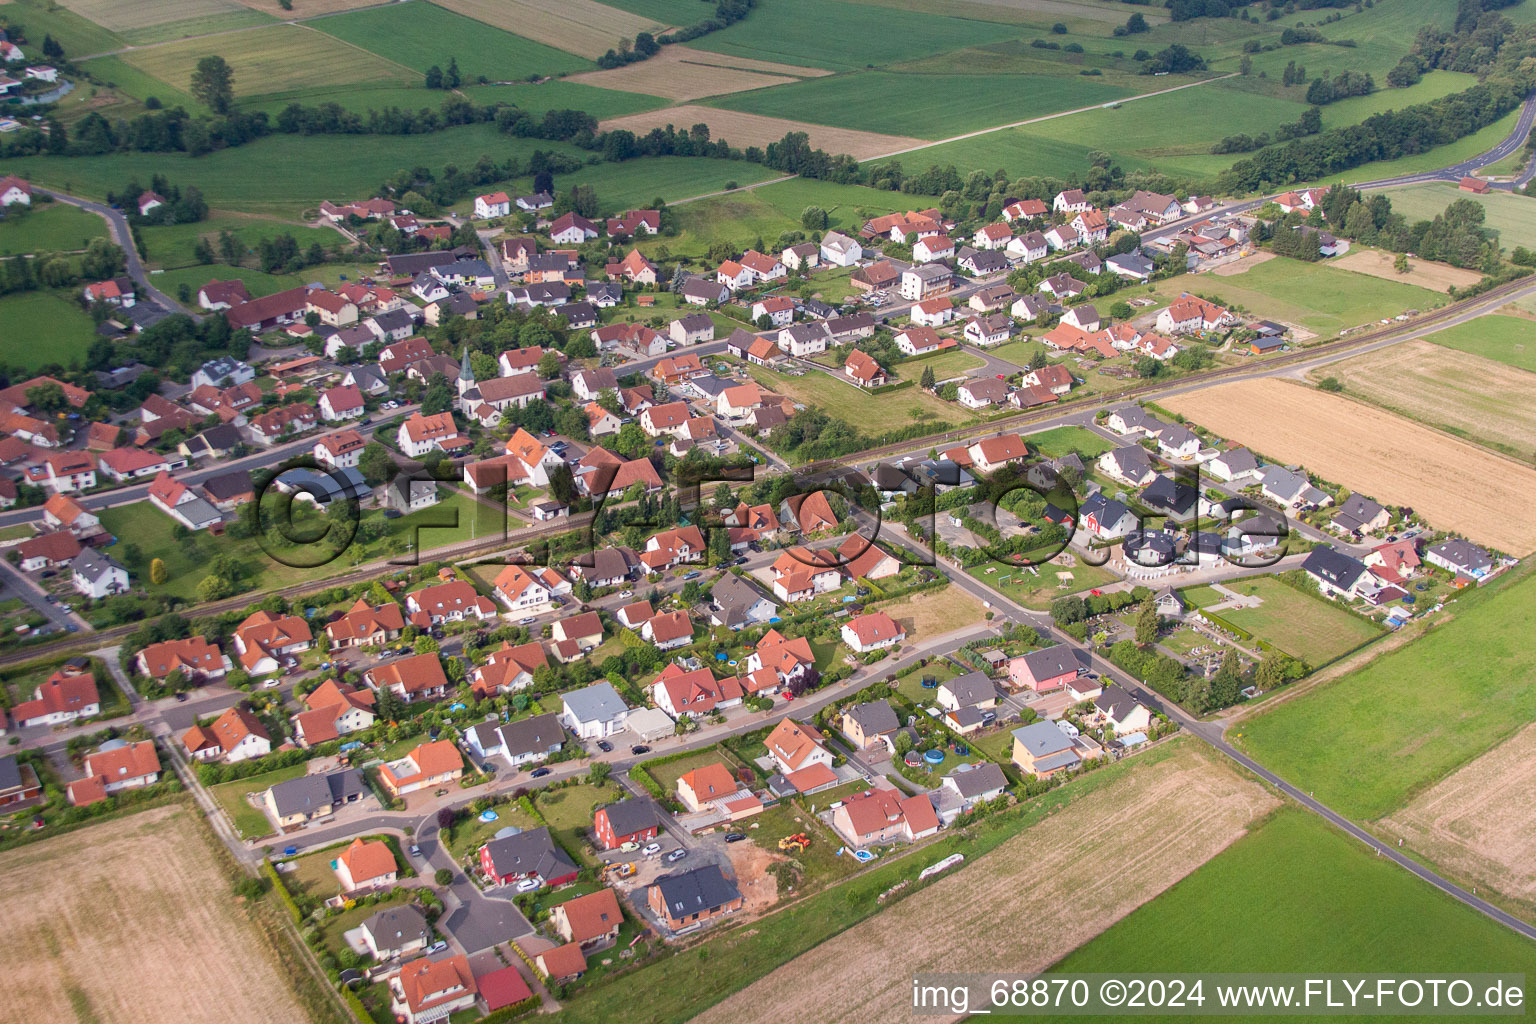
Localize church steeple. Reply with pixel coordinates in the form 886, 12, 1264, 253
457, 346, 474, 397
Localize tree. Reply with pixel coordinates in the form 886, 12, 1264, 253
1255, 651, 1285, 692
424, 64, 444, 89
358, 443, 395, 485
190, 56, 235, 114
414, 636, 440, 655
376, 687, 407, 723
1317, 376, 1343, 393
1134, 596, 1159, 645
919, 365, 936, 390
445, 58, 461, 88
436, 808, 456, 830
589, 762, 612, 785
1393, 252, 1410, 274
709, 526, 731, 565
149, 558, 169, 586
800, 206, 828, 231
434, 868, 454, 886
613, 422, 650, 460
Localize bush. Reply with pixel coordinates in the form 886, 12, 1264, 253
434, 867, 454, 886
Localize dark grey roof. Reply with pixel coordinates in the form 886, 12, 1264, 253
71, 548, 125, 583
845, 699, 899, 736
962, 249, 1009, 273
598, 798, 663, 837
483, 826, 576, 881
266, 769, 366, 818
1080, 493, 1132, 530
560, 301, 597, 326
1140, 475, 1197, 517
1106, 444, 1153, 479
276, 467, 370, 505
1094, 684, 1142, 722
588, 281, 622, 303
945, 762, 1007, 799
202, 469, 253, 502
826, 312, 875, 337
1017, 644, 1078, 682
0, 754, 22, 793
1301, 546, 1369, 591
197, 423, 242, 451
1108, 404, 1160, 432
1427, 537, 1493, 573
1333, 493, 1384, 532
1107, 251, 1155, 275
495, 712, 566, 758
941, 671, 995, 708
711, 573, 774, 628
680, 277, 727, 302
676, 312, 713, 331
385, 250, 462, 276
361, 904, 428, 950
652, 863, 742, 917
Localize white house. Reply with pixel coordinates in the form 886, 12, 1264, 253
841, 611, 905, 653
474, 191, 511, 218
820, 231, 862, 266
558, 682, 630, 739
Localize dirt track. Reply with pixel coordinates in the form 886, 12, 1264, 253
0, 805, 308, 1024
600, 106, 923, 161
1384, 722, 1536, 906
1165, 378, 1536, 555
693, 743, 1277, 1024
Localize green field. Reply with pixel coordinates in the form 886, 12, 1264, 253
149, 264, 307, 302
118, 24, 416, 102
1212, 576, 1382, 666
0, 0, 124, 58
114, 7, 275, 47
315, 2, 593, 81
688, 0, 1005, 71
0, 203, 107, 255
540, 155, 778, 214
1026, 424, 1113, 459
1146, 256, 1443, 337
966, 558, 1119, 610
0, 289, 99, 371
139, 215, 344, 270
742, 361, 967, 437
708, 71, 1133, 140
598, 0, 715, 21
1383, 180, 1536, 253
81, 53, 204, 111
1237, 568, 1536, 821
1052, 808, 1536, 996
460, 80, 667, 119
1427, 314, 1536, 372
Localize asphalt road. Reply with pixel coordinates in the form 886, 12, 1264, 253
37, 188, 184, 313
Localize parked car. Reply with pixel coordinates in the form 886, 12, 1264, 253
666, 848, 688, 863
682, 571, 701, 581
724, 833, 748, 843
596, 740, 612, 752
519, 617, 536, 625
409, 845, 422, 858
530, 767, 551, 778
515, 878, 541, 892
619, 590, 634, 598
641, 842, 662, 857
620, 840, 640, 853
173, 692, 188, 702
425, 940, 448, 954
631, 744, 651, 755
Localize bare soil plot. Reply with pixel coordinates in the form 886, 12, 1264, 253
876, 585, 989, 640
1332, 249, 1482, 293
600, 105, 922, 160
436, 0, 666, 59
1313, 338, 1536, 461
694, 743, 1277, 1024
1210, 250, 1272, 276
1164, 378, 1536, 555
567, 45, 824, 100
723, 839, 786, 913
0, 805, 310, 1024
59, 0, 246, 32
1383, 721, 1536, 907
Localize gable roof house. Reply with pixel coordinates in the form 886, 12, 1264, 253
465, 711, 565, 769
558, 681, 629, 738
378, 739, 463, 796
1010, 720, 1080, 777
232, 611, 313, 676
1425, 537, 1494, 581
647, 863, 744, 932
651, 664, 742, 718
594, 798, 664, 850
830, 784, 940, 847
1007, 645, 1079, 693
364, 652, 452, 704
136, 636, 230, 682
66, 740, 161, 806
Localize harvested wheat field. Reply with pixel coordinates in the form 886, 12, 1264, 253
60, 0, 247, 32
600, 105, 921, 159
695, 743, 1277, 1024
568, 46, 827, 101
1383, 722, 1536, 907
1312, 338, 1536, 460
0, 805, 309, 1024
1165, 378, 1536, 555
1333, 249, 1482, 293
437, 0, 665, 59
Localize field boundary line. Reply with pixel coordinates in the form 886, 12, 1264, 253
289, 19, 422, 80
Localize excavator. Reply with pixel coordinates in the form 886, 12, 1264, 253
777, 832, 811, 853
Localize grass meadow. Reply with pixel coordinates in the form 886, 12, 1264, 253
314, 1, 594, 80
0, 0, 123, 57
1427, 314, 1536, 373
1213, 576, 1382, 666
707, 71, 1133, 140
1052, 808, 1536, 991
0, 203, 108, 255
1145, 256, 1443, 336
1236, 567, 1536, 821
0, 290, 100, 371
138, 214, 343, 269
460, 80, 667, 119
1384, 181, 1536, 253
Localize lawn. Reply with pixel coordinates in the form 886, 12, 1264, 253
119, 24, 416, 101
0, 290, 100, 371
139, 214, 344, 269
965, 557, 1119, 610
1383, 180, 1536, 253
1146, 256, 1444, 337
1026, 424, 1113, 459
443, 798, 544, 861
0, 203, 108, 255
707, 70, 1133, 140
1214, 576, 1382, 666
535, 781, 621, 864
874, 584, 987, 641
890, 660, 959, 705
642, 747, 738, 793
1236, 566, 1536, 821
1426, 314, 1536, 373
81, 54, 204, 111
314, 2, 594, 81
0, 0, 124, 58
1051, 808, 1536, 989
150, 264, 308, 301
741, 362, 966, 437
743, 800, 862, 886
900, 347, 985, 381
208, 761, 307, 840
688, 0, 1006, 71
